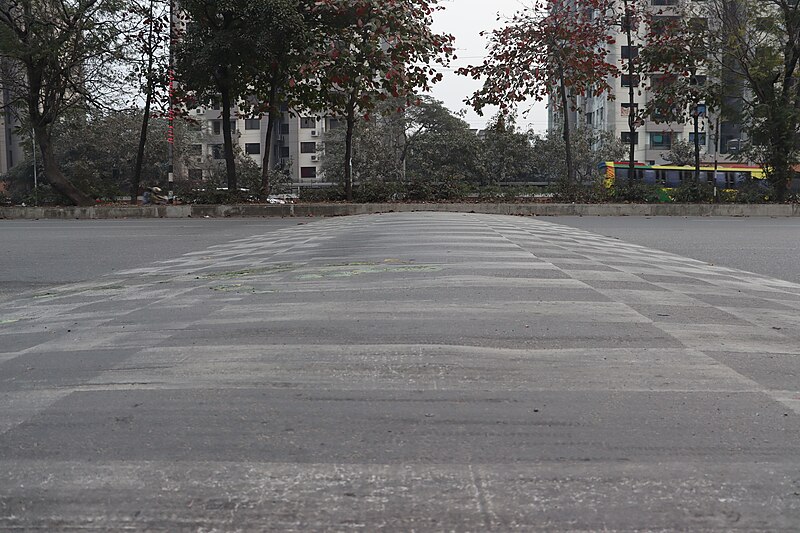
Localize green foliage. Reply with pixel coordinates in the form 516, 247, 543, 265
719, 179, 774, 204
551, 178, 611, 203
663, 139, 697, 166
299, 186, 343, 202
532, 128, 626, 185
608, 181, 664, 203
405, 99, 483, 185
353, 180, 403, 203
478, 113, 535, 185
1, 110, 168, 204
406, 174, 468, 201
670, 180, 715, 203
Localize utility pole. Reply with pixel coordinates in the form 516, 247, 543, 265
166, 0, 175, 202
32, 133, 37, 207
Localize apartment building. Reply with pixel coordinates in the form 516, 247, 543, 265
0, 88, 24, 177
552, 0, 745, 165
182, 104, 336, 189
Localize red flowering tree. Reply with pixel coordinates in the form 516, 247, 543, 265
459, 0, 619, 185
639, 11, 718, 182
305, 0, 455, 201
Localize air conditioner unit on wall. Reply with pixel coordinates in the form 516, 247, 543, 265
310, 130, 319, 137
310, 155, 319, 162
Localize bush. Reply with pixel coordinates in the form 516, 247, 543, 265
299, 186, 343, 202
16, 183, 71, 206
728, 179, 773, 203
670, 180, 715, 203
608, 181, 665, 203
475, 185, 506, 201
407, 174, 468, 201
552, 178, 612, 203
353, 180, 404, 202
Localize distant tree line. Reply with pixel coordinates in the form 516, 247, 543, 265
461, 0, 800, 201
0, 0, 454, 205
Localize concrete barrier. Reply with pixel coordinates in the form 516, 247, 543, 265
1, 202, 798, 219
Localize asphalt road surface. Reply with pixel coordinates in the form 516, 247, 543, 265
1, 213, 799, 530
551, 215, 800, 285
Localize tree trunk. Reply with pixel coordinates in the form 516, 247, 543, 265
220, 84, 237, 192
767, 100, 794, 201
344, 94, 357, 201
131, 87, 153, 205
260, 79, 280, 198
131, 0, 156, 205
34, 125, 93, 206
693, 111, 701, 185
558, 65, 574, 185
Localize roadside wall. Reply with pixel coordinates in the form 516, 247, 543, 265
2, 202, 799, 219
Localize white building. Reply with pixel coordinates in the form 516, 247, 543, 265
184, 103, 337, 189
0, 89, 24, 177
551, 0, 745, 165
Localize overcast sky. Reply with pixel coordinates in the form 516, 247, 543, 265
428, 0, 549, 133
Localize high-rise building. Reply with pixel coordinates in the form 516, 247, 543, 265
181, 104, 336, 191
551, 0, 745, 165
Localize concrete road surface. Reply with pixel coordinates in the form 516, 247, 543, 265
1, 213, 799, 531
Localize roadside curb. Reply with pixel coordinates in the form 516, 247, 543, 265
1, 202, 799, 219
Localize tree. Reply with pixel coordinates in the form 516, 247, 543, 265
321, 101, 406, 188
531, 127, 626, 186
306, 0, 455, 201
403, 97, 483, 185
2, 109, 169, 203
322, 96, 483, 199
227, 0, 317, 197
662, 139, 697, 166
704, 0, 800, 199
123, 0, 170, 204
0, 0, 127, 205
175, 0, 261, 192
639, 11, 719, 183
459, 0, 619, 186
479, 113, 536, 185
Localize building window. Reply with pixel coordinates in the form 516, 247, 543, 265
280, 146, 290, 157
189, 144, 202, 156
211, 120, 236, 135
621, 46, 638, 59
245, 143, 261, 154
621, 75, 640, 87
688, 132, 707, 145
328, 118, 341, 129
621, 103, 638, 116
300, 166, 317, 179
652, 0, 678, 5
244, 119, 260, 130
621, 131, 639, 144
300, 117, 316, 129
650, 132, 673, 149
300, 142, 316, 154
211, 144, 224, 159
280, 123, 290, 135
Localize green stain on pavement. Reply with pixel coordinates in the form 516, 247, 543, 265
200, 264, 298, 279
297, 264, 441, 280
